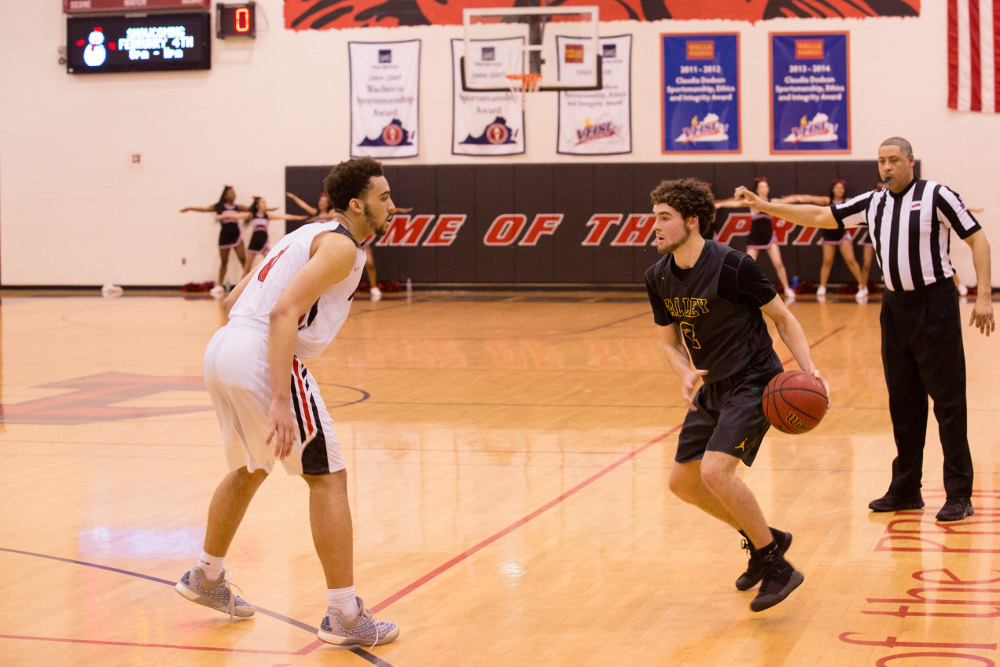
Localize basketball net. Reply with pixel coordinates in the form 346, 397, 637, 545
506, 73, 541, 108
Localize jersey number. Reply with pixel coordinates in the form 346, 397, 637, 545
257, 247, 287, 283
679, 322, 701, 350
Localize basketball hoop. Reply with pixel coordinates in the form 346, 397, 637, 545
506, 72, 542, 107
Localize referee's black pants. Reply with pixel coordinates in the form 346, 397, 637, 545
880, 279, 973, 500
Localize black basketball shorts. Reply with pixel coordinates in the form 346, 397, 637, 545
675, 371, 778, 467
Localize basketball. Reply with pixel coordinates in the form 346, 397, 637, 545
762, 370, 829, 434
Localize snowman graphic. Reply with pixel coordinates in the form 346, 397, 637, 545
76, 27, 115, 68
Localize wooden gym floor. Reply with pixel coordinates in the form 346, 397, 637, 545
0, 290, 997, 666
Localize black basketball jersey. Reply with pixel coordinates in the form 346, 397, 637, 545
645, 240, 782, 384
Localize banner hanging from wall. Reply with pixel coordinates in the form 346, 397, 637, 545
770, 32, 849, 154
348, 40, 420, 159
556, 35, 632, 156
451, 37, 525, 157
661, 33, 740, 154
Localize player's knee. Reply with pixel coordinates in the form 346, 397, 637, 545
699, 460, 730, 492
668, 465, 698, 500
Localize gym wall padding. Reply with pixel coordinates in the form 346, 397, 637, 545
286, 161, 917, 287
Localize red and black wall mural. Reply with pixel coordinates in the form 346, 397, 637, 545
284, 0, 919, 31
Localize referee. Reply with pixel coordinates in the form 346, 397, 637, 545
733, 136, 994, 522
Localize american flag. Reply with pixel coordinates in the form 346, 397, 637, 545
948, 0, 1000, 112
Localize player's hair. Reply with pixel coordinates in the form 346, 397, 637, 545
213, 185, 235, 214
880, 136, 913, 157
650, 178, 717, 235
323, 157, 384, 212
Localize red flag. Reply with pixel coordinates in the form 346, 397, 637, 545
948, 0, 1000, 111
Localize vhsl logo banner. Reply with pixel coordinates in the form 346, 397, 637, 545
557, 35, 632, 156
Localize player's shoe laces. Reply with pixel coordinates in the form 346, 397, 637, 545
318, 597, 399, 648
175, 567, 254, 619
735, 528, 792, 591
750, 554, 804, 612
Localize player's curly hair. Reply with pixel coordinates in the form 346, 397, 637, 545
650, 178, 716, 236
322, 157, 384, 212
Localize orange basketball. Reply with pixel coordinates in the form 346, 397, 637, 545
762, 370, 828, 434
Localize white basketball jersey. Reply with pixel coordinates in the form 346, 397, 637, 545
228, 220, 365, 358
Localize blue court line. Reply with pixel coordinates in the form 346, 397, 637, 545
0, 546, 394, 666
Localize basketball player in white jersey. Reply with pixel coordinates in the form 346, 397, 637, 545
175, 157, 399, 648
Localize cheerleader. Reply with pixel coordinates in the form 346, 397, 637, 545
229, 196, 307, 276
717, 178, 796, 300
782, 180, 866, 300
181, 185, 249, 287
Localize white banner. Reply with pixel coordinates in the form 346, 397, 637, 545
451, 37, 525, 156
556, 35, 632, 156
349, 40, 420, 159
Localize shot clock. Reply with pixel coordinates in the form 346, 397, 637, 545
217, 2, 256, 39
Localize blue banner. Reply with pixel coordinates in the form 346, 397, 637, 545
770, 33, 849, 153
661, 33, 740, 153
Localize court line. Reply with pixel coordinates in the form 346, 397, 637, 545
0, 634, 296, 656
366, 424, 683, 616
0, 437, 655, 455
0, 547, 393, 666
359, 324, 849, 620
561, 310, 649, 334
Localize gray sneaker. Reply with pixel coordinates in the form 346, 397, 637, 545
317, 597, 399, 647
175, 567, 254, 618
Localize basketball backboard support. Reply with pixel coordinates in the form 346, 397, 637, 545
461, 5, 602, 93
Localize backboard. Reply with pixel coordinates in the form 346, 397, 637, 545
461, 5, 602, 93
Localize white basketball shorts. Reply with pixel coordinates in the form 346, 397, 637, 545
203, 322, 345, 476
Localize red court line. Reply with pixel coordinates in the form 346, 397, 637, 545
368, 424, 682, 617
363, 324, 847, 618
0, 634, 294, 656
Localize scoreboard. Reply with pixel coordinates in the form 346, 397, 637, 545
64, 1, 258, 73
66, 12, 211, 73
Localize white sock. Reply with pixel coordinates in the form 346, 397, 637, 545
327, 586, 359, 618
197, 551, 225, 581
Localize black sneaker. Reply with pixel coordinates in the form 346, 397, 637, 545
868, 493, 924, 512
750, 554, 804, 612
735, 528, 793, 591
935, 497, 974, 522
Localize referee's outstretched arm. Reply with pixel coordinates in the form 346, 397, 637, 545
732, 186, 839, 229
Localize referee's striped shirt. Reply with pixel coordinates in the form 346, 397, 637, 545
831, 179, 981, 292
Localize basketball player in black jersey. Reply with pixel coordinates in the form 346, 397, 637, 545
646, 178, 830, 612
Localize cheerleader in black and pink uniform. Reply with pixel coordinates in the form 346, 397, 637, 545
231, 196, 306, 276
181, 185, 249, 287
783, 179, 866, 300
717, 177, 796, 300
